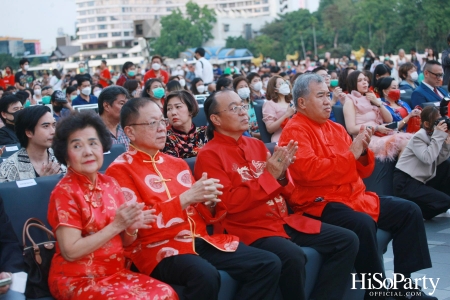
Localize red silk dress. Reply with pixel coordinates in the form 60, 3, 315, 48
278, 113, 380, 222
48, 168, 177, 300
105, 146, 239, 275
194, 131, 321, 246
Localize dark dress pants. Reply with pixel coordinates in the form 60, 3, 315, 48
251, 223, 359, 300
151, 238, 281, 300
393, 160, 450, 219
321, 196, 432, 299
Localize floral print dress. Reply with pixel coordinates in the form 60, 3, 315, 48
47, 168, 177, 300
163, 124, 208, 159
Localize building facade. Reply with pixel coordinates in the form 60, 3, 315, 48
75, 0, 316, 51
0, 37, 25, 57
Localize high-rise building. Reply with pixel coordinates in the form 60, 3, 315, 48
75, 0, 316, 51
0, 37, 25, 57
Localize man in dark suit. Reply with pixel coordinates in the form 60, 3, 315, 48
0, 196, 25, 299
411, 60, 448, 108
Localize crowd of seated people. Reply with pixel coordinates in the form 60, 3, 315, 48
0, 52, 449, 300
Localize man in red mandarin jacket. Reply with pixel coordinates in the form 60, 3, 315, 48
279, 74, 434, 300
195, 90, 359, 300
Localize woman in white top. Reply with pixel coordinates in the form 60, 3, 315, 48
49, 69, 63, 91
394, 106, 450, 219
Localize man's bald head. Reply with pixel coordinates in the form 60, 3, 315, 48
120, 97, 158, 129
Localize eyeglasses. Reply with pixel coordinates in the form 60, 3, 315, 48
428, 70, 444, 79
214, 104, 250, 114
319, 74, 331, 78
128, 118, 169, 129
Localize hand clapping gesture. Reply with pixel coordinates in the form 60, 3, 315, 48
180, 173, 223, 209
266, 140, 298, 180
350, 125, 373, 159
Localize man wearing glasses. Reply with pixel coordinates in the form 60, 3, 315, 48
411, 60, 448, 108
195, 90, 358, 300
106, 98, 283, 300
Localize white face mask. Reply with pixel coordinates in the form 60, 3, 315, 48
94, 89, 102, 98
23, 65, 29, 71
34, 89, 41, 96
237, 87, 250, 100
77, 89, 80, 95
409, 71, 419, 81
252, 81, 263, 92
278, 83, 291, 95
197, 85, 205, 93
179, 79, 186, 87
263, 81, 268, 88
152, 63, 161, 71
81, 86, 92, 96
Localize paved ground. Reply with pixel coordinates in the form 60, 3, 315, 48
383, 210, 450, 300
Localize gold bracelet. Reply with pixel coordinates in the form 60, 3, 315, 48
125, 229, 138, 237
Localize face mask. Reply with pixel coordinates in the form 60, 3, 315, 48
70, 95, 77, 101
310, 62, 316, 67
81, 86, 91, 96
53, 105, 63, 113
94, 89, 102, 98
23, 65, 29, 71
179, 79, 186, 87
24, 100, 30, 108
410, 71, 419, 81
263, 81, 268, 88
330, 79, 339, 87
77, 89, 80, 95
330, 61, 335, 65
252, 81, 263, 92
79, 67, 85, 73
351, 55, 356, 60
34, 89, 41, 96
177, 66, 181, 70
196, 85, 205, 94
42, 96, 51, 104
128, 70, 136, 77
152, 63, 161, 70
6, 110, 21, 123
237, 87, 250, 100
387, 89, 401, 102
152, 87, 165, 99
230, 63, 234, 67
278, 84, 291, 95
244, 68, 249, 72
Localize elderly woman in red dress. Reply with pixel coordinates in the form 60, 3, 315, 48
48, 111, 177, 300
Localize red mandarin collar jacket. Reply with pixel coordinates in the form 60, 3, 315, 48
194, 131, 321, 246
105, 146, 239, 274
278, 113, 380, 221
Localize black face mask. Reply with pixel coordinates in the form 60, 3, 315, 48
5, 110, 21, 123
53, 105, 63, 113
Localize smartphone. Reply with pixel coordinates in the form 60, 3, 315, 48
0, 277, 12, 287
386, 122, 397, 129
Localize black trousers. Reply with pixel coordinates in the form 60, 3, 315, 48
150, 238, 280, 300
251, 223, 359, 300
393, 161, 450, 219
321, 197, 432, 298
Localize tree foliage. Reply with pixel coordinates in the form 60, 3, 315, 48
153, 1, 216, 58
0, 54, 21, 70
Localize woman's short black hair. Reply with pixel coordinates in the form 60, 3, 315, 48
163, 90, 199, 118
216, 77, 232, 91
15, 91, 29, 105
166, 80, 183, 93
53, 111, 112, 166
120, 97, 153, 129
142, 78, 163, 98
15, 106, 51, 148
338, 67, 354, 92
0, 95, 22, 123
190, 78, 204, 95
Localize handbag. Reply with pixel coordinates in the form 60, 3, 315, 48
406, 105, 422, 133
22, 218, 55, 299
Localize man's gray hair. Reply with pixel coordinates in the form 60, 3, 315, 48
292, 74, 324, 107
